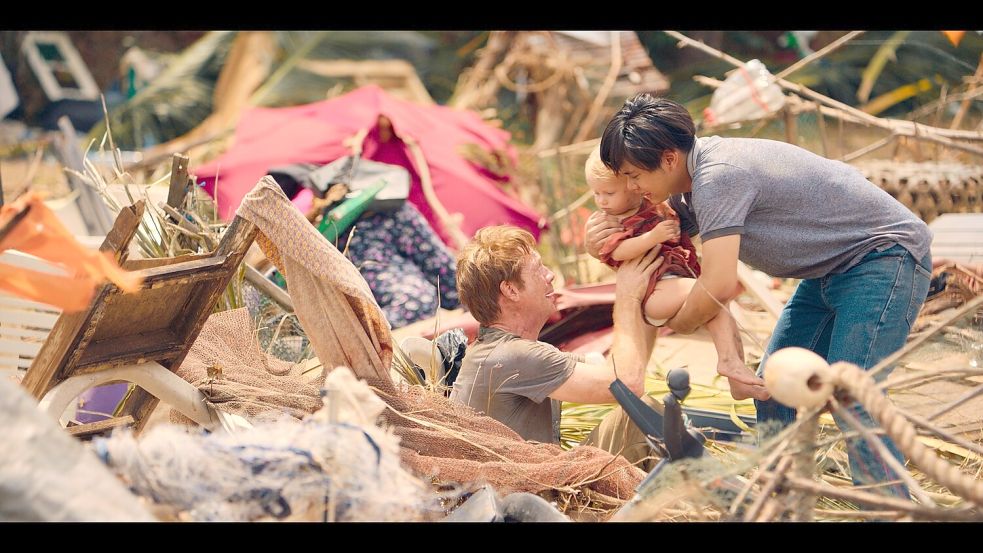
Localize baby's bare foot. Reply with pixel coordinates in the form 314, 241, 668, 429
717, 359, 765, 387
729, 378, 771, 401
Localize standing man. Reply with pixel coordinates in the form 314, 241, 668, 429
586, 93, 932, 498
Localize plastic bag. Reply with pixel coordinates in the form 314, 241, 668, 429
703, 59, 785, 127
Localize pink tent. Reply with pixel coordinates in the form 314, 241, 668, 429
195, 85, 544, 244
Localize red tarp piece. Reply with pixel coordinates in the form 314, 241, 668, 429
196, 85, 544, 245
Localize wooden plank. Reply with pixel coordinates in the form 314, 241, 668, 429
0, 250, 69, 276
244, 263, 294, 313
931, 220, 983, 231
138, 256, 228, 286
122, 252, 213, 271
932, 245, 983, 253
932, 232, 983, 241
102, 201, 145, 266
166, 154, 191, 209
144, 274, 225, 290
931, 242, 983, 263
931, 229, 983, 239
120, 387, 160, 433
294, 59, 435, 105
932, 247, 983, 255
938, 421, 983, 437
0, 355, 31, 369
933, 255, 983, 265
55, 116, 114, 235
931, 240, 983, 252
76, 329, 182, 369
929, 214, 983, 231
66, 416, 135, 438
932, 231, 983, 240
21, 201, 145, 398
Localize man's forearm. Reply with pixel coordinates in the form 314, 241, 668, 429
609, 295, 652, 395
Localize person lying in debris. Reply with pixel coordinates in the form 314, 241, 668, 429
586, 93, 933, 500
449, 225, 666, 471
336, 201, 461, 329
585, 147, 768, 402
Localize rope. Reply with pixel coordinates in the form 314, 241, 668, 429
833, 362, 983, 505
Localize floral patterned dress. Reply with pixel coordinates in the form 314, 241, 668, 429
337, 202, 460, 328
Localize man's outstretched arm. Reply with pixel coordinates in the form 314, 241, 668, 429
551, 249, 662, 403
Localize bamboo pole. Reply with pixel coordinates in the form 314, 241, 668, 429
665, 31, 983, 143
950, 53, 983, 131
774, 31, 865, 81
572, 31, 623, 144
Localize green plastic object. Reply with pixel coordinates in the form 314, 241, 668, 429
270, 178, 388, 291
317, 178, 388, 244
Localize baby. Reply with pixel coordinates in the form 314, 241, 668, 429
585, 147, 767, 401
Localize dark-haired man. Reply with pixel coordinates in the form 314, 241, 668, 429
586, 93, 932, 499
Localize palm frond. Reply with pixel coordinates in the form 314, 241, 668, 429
857, 31, 912, 103
253, 31, 436, 108
87, 31, 237, 150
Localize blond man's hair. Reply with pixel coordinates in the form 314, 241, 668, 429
585, 145, 618, 185
456, 226, 536, 325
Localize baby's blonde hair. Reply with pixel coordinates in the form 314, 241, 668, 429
585, 146, 618, 185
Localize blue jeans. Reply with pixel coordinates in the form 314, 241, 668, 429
755, 244, 932, 499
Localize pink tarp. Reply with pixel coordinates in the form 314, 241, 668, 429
195, 85, 544, 244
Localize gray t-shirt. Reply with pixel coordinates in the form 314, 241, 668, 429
668, 136, 932, 279
449, 326, 578, 443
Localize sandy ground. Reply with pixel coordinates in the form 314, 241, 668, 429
1, 156, 71, 201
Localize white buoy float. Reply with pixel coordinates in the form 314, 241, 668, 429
762, 347, 836, 409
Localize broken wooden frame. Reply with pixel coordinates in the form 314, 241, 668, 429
21, 198, 258, 435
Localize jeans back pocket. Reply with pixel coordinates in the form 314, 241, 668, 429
907, 261, 932, 327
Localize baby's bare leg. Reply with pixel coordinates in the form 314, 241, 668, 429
705, 309, 770, 401
642, 277, 693, 323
